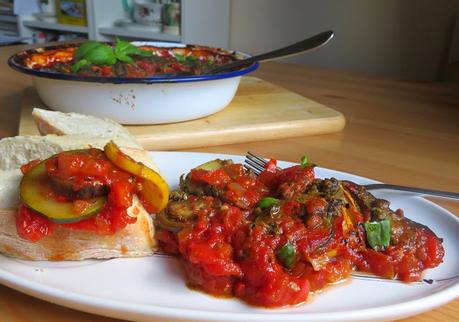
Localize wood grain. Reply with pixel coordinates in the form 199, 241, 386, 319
0, 43, 458, 322
18, 77, 345, 150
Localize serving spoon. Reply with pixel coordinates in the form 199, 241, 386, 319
208, 30, 334, 74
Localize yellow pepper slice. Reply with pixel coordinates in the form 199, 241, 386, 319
104, 141, 169, 213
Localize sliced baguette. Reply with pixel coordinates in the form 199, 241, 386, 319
0, 135, 143, 171
0, 195, 155, 261
0, 109, 163, 260
32, 108, 141, 148
0, 146, 160, 260
0, 170, 21, 209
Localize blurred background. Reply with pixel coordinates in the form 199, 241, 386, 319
1, 0, 459, 81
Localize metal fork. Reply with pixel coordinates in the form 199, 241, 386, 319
244, 152, 459, 200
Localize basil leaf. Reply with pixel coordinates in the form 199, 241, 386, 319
73, 38, 152, 73
135, 49, 153, 57
300, 155, 309, 169
116, 53, 133, 63
276, 241, 296, 269
364, 219, 391, 251
186, 55, 197, 62
174, 53, 186, 63
258, 197, 280, 209
115, 37, 152, 58
75, 41, 102, 60
71, 58, 89, 73
84, 44, 116, 65
115, 37, 135, 55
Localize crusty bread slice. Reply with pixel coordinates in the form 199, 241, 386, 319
0, 145, 160, 260
32, 108, 141, 148
0, 109, 163, 260
0, 169, 21, 209
0, 195, 155, 260
0, 135, 142, 171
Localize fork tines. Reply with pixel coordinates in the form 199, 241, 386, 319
244, 151, 268, 175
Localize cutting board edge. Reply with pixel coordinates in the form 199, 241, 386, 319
18, 76, 347, 149
137, 113, 346, 150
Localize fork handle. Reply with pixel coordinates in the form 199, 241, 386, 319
364, 184, 459, 200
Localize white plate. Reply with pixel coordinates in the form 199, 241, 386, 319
0, 152, 458, 322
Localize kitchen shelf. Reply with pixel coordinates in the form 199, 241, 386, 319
98, 26, 180, 42
22, 20, 88, 34
0, 14, 16, 23
14, 0, 230, 48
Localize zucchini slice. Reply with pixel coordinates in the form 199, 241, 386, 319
20, 160, 106, 223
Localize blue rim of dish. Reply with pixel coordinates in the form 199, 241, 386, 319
7, 45, 259, 84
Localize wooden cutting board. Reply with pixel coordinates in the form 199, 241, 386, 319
18, 76, 345, 150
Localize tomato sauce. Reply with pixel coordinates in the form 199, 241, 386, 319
17, 149, 145, 241
23, 45, 236, 77
157, 159, 445, 308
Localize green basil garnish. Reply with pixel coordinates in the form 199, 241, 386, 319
75, 41, 101, 60
258, 197, 280, 209
186, 55, 197, 62
72, 37, 152, 72
174, 53, 186, 63
114, 36, 152, 59
84, 44, 117, 65
276, 241, 296, 269
364, 219, 391, 251
300, 155, 309, 169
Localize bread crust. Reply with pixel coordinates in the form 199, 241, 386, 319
0, 147, 160, 261
0, 196, 156, 261
32, 108, 141, 148
0, 110, 162, 261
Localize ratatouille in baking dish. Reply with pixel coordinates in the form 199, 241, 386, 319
13, 37, 238, 78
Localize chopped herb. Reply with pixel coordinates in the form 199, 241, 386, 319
276, 241, 296, 269
186, 55, 197, 62
364, 219, 391, 251
258, 197, 280, 209
174, 53, 186, 63
300, 155, 309, 169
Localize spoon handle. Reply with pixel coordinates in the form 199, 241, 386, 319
209, 30, 334, 74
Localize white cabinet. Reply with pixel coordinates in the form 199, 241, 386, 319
15, 0, 230, 48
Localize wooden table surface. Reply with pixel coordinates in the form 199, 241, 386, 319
0, 44, 458, 321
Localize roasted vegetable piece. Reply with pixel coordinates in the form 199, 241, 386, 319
157, 200, 195, 231
104, 141, 169, 212
46, 149, 110, 199
20, 161, 106, 223
180, 159, 229, 196
196, 159, 226, 171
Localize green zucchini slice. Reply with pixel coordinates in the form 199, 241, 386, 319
20, 160, 106, 223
